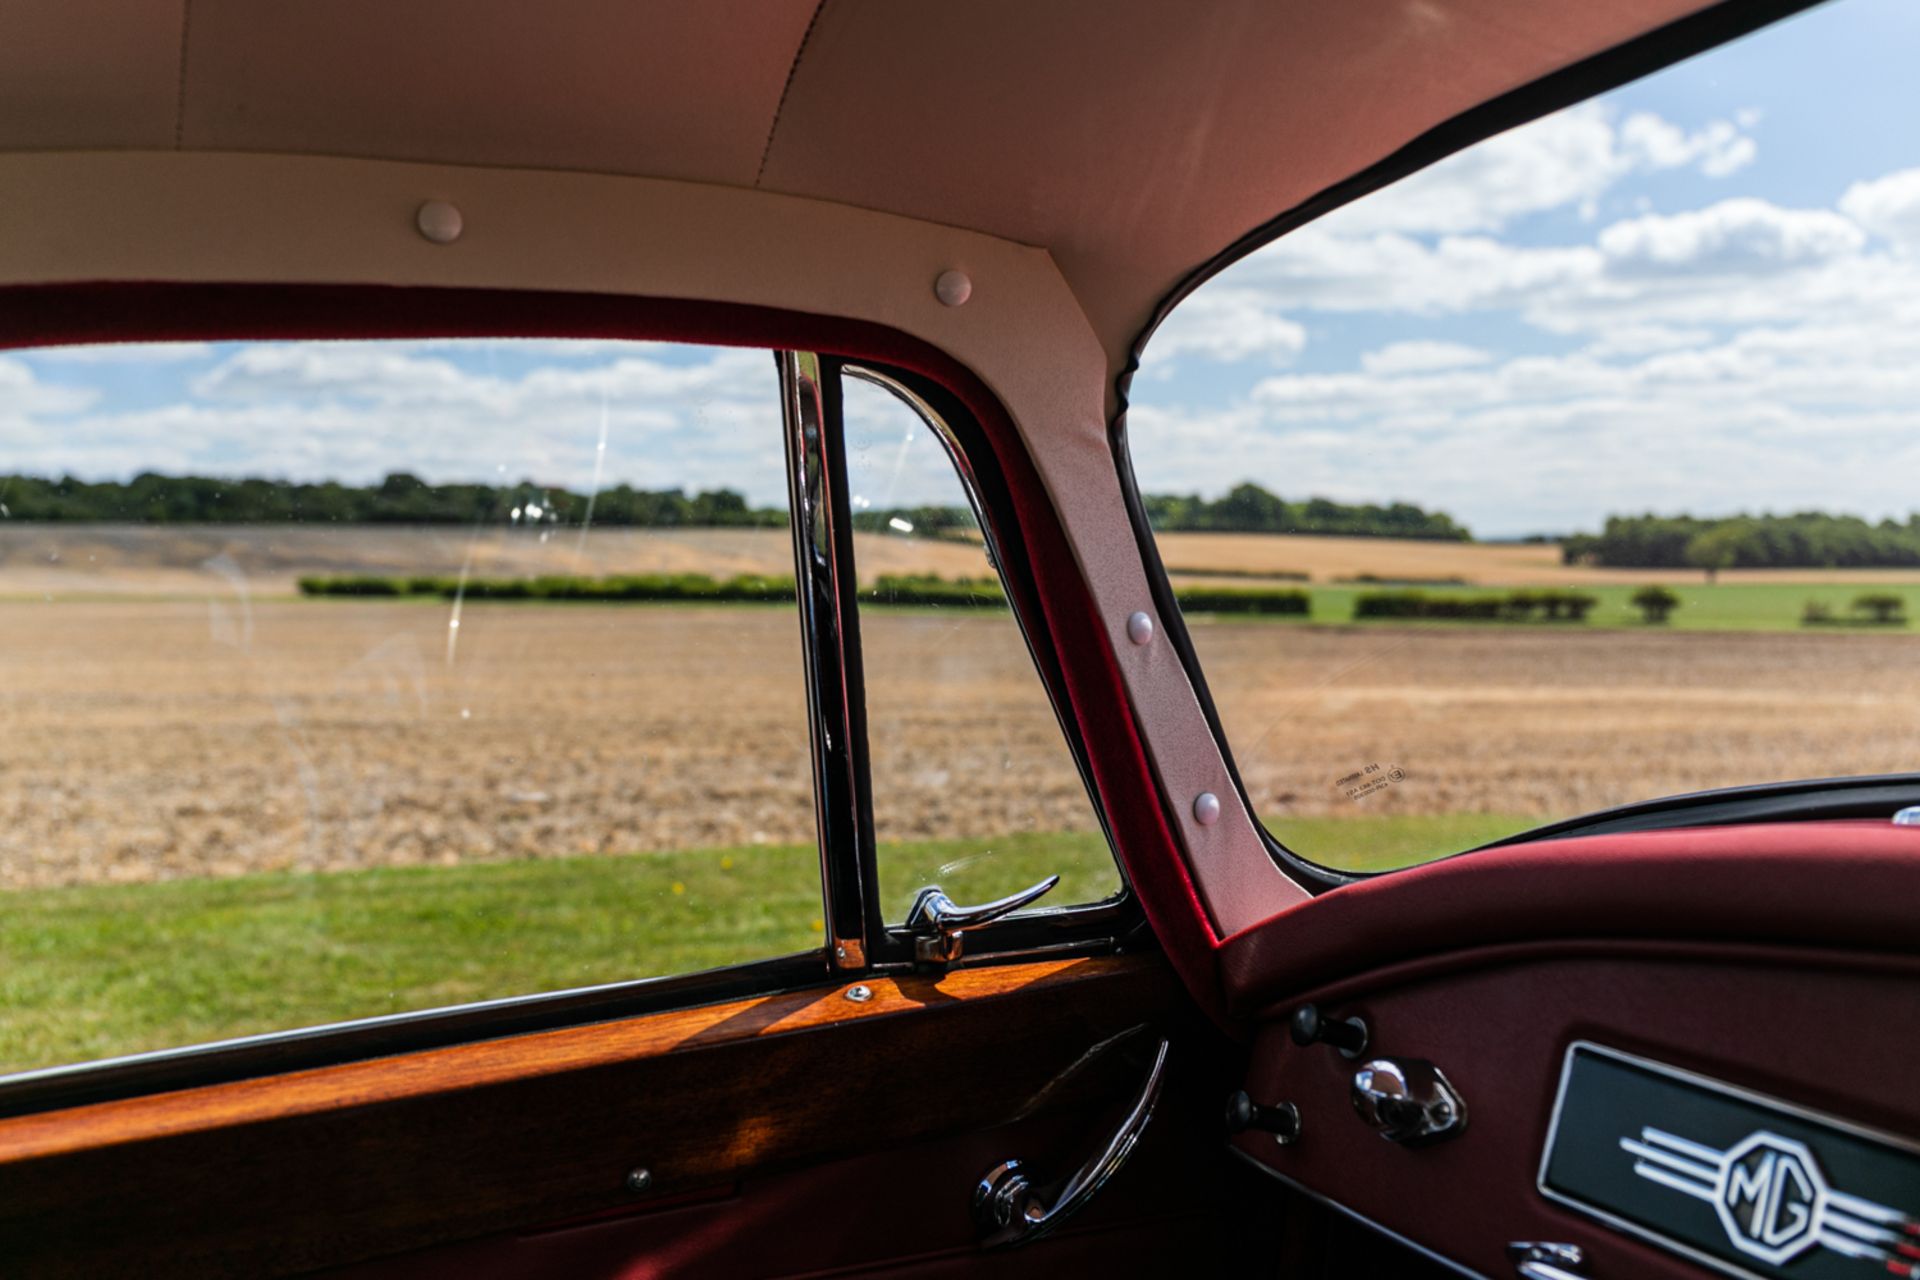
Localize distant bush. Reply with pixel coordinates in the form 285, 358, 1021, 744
1353, 589, 1594, 622
1854, 592, 1908, 625
1800, 594, 1908, 627
1173, 587, 1311, 616
295, 574, 405, 596
1631, 585, 1681, 624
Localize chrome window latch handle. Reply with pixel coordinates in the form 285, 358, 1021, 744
905, 874, 1058, 968
973, 1037, 1170, 1249
1350, 1057, 1468, 1145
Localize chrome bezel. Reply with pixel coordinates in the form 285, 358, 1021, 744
1536, 1040, 1920, 1280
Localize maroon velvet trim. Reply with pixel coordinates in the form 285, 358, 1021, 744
1219, 819, 1920, 1016
0, 282, 1222, 1010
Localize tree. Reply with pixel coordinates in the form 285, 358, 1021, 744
1631, 585, 1681, 624
1684, 524, 1747, 584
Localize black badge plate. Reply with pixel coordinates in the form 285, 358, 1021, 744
1539, 1042, 1920, 1280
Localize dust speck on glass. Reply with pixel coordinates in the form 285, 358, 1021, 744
839, 374, 1121, 919
1128, 0, 1920, 875
0, 337, 821, 1074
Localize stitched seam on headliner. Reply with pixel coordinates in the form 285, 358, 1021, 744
756, 0, 828, 186
173, 0, 193, 148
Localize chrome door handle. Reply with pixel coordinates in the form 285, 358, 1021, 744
973, 1037, 1169, 1248
905, 875, 1057, 967
1350, 1057, 1468, 1144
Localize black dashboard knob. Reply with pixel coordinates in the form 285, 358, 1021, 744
1290, 1003, 1370, 1058
1226, 1090, 1302, 1143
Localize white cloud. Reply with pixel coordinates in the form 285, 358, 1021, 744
8, 342, 800, 506
1324, 103, 1759, 237
0, 356, 98, 416
1578, 325, 1713, 358
1359, 341, 1491, 375
1143, 288, 1306, 365
1229, 227, 1601, 316
1840, 167, 1920, 253
1618, 113, 1755, 179
1134, 313, 1920, 536
1596, 198, 1864, 277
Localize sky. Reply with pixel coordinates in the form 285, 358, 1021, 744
1133, 0, 1920, 537
4, 0, 1917, 538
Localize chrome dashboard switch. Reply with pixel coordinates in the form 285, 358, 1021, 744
1350, 1057, 1467, 1145
1508, 1242, 1585, 1279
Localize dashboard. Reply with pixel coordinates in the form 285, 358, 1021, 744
1218, 821, 1920, 1280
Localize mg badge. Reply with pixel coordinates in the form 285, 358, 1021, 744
1714, 1133, 1824, 1264
1623, 1125, 1920, 1273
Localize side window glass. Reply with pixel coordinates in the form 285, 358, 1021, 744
0, 337, 817, 1074
840, 371, 1122, 919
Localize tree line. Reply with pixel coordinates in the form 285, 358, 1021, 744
0, 472, 785, 528
1563, 512, 1920, 571
0, 473, 1473, 542
1143, 483, 1470, 541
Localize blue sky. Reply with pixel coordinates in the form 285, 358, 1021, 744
5, 0, 1917, 538
1132, 0, 1920, 536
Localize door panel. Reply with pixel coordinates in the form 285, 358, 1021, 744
0, 955, 1211, 1277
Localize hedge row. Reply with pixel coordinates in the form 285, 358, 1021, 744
296, 572, 1317, 615
298, 573, 799, 602
1353, 589, 1598, 621
1173, 587, 1311, 615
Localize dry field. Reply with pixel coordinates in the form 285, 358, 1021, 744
0, 598, 1100, 889
1188, 622, 1920, 850
2, 525, 1917, 889
1, 596, 1916, 887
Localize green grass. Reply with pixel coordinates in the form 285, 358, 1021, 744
1182, 582, 1920, 633
0, 812, 1530, 1074
1266, 812, 1541, 873
0, 833, 1121, 1074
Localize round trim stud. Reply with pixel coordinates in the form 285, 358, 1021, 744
415, 200, 464, 245
1193, 792, 1221, 826
934, 269, 973, 307
1126, 610, 1155, 646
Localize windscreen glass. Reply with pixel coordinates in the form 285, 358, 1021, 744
1130, 0, 1920, 872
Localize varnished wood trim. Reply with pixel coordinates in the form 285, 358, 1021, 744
0, 952, 1181, 1278
0, 954, 1138, 1165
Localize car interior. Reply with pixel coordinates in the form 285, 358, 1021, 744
0, 2, 1916, 1277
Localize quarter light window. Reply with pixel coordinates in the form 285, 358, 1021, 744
840, 372, 1122, 918
0, 338, 817, 1072
1129, 0, 1920, 873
